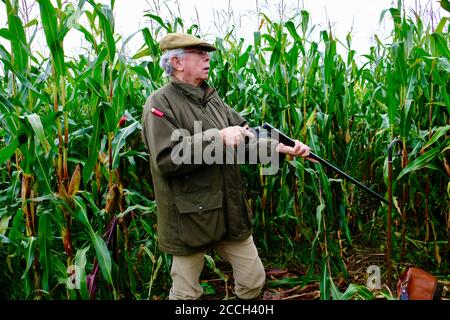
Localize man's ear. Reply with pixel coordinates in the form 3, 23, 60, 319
171, 56, 183, 72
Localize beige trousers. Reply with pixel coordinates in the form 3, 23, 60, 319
169, 235, 266, 300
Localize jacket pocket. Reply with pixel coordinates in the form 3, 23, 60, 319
174, 190, 226, 248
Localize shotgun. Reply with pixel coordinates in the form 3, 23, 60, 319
258, 122, 388, 204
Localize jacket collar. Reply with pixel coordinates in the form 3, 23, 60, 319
170, 76, 216, 105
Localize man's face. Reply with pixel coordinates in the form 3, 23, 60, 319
175, 47, 211, 84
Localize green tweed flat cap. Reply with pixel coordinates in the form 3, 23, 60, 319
159, 33, 216, 52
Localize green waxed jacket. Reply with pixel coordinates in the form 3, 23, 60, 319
142, 77, 266, 255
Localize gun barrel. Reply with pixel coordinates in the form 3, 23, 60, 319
261, 122, 387, 204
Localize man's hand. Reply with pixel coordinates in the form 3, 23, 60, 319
219, 126, 255, 147
276, 140, 318, 162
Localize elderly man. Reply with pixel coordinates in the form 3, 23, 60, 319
141, 33, 312, 300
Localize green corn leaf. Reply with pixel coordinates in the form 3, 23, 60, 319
186, 23, 197, 35
432, 33, 450, 58
316, 202, 325, 234
440, 0, 450, 13
285, 21, 301, 43
92, 232, 113, 285
8, 207, 23, 244
86, 77, 106, 99
301, 10, 310, 35
0, 215, 11, 236
117, 204, 156, 219
26, 114, 51, 154
422, 125, 450, 150
253, 31, 261, 50
7, 14, 29, 73
78, 191, 102, 217
28, 194, 61, 205
132, 47, 151, 60
339, 284, 359, 300
0, 233, 11, 244
111, 121, 139, 170
0, 95, 19, 131
320, 260, 330, 300
0, 137, 19, 164
24, 18, 38, 29
269, 46, 281, 75
0, 58, 49, 102
393, 42, 407, 86
389, 7, 402, 28
142, 28, 159, 57
82, 106, 102, 183
89, 1, 116, 63
435, 17, 449, 33
148, 255, 162, 299
431, 68, 450, 114
0, 43, 11, 61
73, 195, 113, 286
330, 278, 343, 300
205, 254, 228, 282
38, 211, 51, 292
38, 0, 66, 76
397, 146, 442, 181
52, 256, 68, 285
172, 17, 184, 33
265, 275, 313, 288
287, 43, 300, 71
131, 65, 150, 79
34, 145, 53, 193
400, 74, 417, 137
21, 236, 37, 280
75, 24, 97, 50
386, 65, 397, 128
73, 195, 94, 233
340, 204, 352, 245
437, 57, 450, 73
41, 111, 63, 128
0, 28, 15, 41
144, 13, 170, 32
341, 284, 375, 300
75, 246, 90, 299
101, 102, 116, 133
379, 9, 390, 25
237, 49, 251, 70
50, 206, 66, 231
59, 0, 87, 40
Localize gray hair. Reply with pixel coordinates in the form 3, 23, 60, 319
159, 48, 185, 76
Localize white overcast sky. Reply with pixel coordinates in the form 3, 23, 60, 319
0, 0, 445, 59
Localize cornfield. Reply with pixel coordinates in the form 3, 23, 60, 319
0, 0, 449, 300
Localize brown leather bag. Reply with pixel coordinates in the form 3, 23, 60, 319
397, 267, 438, 300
